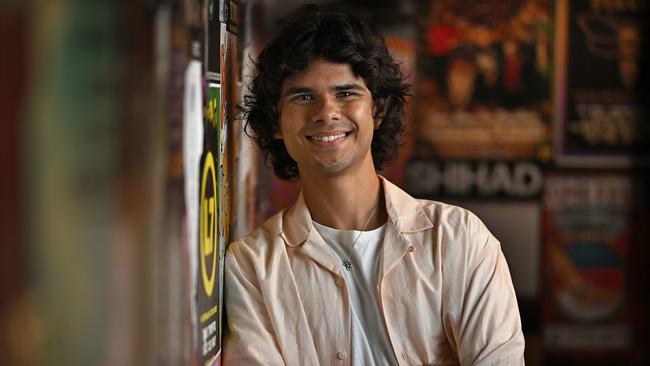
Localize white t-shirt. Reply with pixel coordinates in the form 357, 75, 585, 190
313, 221, 398, 366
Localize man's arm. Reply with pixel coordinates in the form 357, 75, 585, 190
222, 243, 285, 365
455, 228, 525, 365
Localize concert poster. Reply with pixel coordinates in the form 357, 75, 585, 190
414, 0, 552, 161
542, 173, 646, 361
553, 0, 650, 166
194, 81, 223, 366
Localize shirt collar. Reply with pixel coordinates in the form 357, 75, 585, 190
279, 175, 433, 247
279, 190, 313, 247
380, 175, 433, 233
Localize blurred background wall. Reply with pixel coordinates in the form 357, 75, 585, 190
0, 0, 648, 365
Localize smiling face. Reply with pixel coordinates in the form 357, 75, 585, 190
276, 59, 380, 179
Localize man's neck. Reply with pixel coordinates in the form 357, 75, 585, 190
300, 165, 387, 231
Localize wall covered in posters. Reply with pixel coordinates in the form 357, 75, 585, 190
404, 2, 649, 364
176, 0, 242, 365
9, 0, 648, 362
191, 1, 239, 364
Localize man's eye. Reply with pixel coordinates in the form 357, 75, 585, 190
338, 91, 356, 98
295, 94, 314, 101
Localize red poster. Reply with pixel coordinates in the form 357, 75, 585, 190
542, 173, 645, 363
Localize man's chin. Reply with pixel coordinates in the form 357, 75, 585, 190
302, 159, 352, 178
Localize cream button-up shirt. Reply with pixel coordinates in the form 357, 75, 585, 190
223, 177, 525, 365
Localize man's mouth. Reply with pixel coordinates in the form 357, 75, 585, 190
307, 132, 350, 143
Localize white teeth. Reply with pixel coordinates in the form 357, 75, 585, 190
311, 133, 346, 142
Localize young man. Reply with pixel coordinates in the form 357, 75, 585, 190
223, 5, 524, 365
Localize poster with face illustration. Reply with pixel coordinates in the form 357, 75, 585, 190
553, 0, 650, 166
414, 0, 552, 161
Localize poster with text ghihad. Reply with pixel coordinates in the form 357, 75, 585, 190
542, 174, 643, 358
415, 0, 551, 160
554, 0, 650, 166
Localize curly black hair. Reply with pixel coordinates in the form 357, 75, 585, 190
241, 4, 410, 180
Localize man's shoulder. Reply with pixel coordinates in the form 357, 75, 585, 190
412, 197, 497, 252
382, 176, 488, 239
413, 197, 482, 229
227, 209, 286, 258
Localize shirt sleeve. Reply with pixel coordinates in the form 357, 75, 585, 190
222, 242, 285, 366
455, 222, 526, 366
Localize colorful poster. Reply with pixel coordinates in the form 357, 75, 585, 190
553, 0, 649, 166
542, 173, 643, 357
414, 0, 552, 160
196, 82, 223, 365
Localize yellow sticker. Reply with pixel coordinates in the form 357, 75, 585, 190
200, 151, 218, 297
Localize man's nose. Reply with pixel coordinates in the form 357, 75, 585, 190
311, 96, 341, 122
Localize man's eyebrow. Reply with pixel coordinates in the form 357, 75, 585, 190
283, 86, 313, 97
332, 83, 365, 91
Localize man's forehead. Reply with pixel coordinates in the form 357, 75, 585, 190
280, 60, 366, 91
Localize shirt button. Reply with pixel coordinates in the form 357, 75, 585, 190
337, 351, 347, 360
408, 245, 415, 253
335, 278, 343, 287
